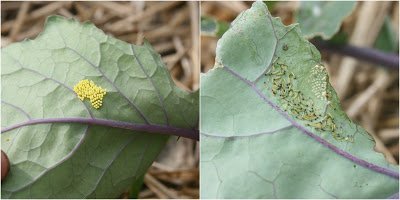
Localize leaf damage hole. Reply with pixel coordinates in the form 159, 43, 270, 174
73, 79, 107, 109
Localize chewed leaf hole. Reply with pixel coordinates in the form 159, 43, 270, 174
73, 79, 107, 109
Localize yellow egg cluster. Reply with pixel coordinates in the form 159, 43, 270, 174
73, 79, 107, 109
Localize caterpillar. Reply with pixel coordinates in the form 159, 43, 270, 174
264, 62, 352, 142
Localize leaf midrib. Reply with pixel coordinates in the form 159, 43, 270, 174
221, 65, 398, 180
130, 44, 170, 125
2, 39, 198, 196
1, 117, 198, 140
2, 52, 96, 189
214, 7, 398, 179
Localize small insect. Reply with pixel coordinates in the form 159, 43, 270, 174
346, 136, 354, 142
331, 123, 336, 132
322, 101, 331, 115
266, 62, 346, 142
282, 44, 289, 51
307, 122, 323, 129
302, 114, 317, 121
271, 64, 278, 71
322, 91, 330, 98
272, 70, 285, 76
272, 76, 281, 81
288, 90, 294, 98
286, 81, 292, 91
281, 65, 288, 72
280, 78, 286, 85
288, 72, 295, 79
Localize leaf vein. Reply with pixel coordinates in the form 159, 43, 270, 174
222, 65, 399, 179
130, 45, 169, 125
1, 100, 32, 120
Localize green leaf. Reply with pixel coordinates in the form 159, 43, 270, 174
295, 1, 356, 39
1, 16, 198, 198
374, 16, 398, 53
129, 174, 145, 198
326, 31, 349, 45
263, 1, 278, 11
201, 16, 230, 38
200, 2, 398, 198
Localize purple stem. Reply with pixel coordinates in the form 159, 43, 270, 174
1, 117, 199, 141
311, 39, 399, 70
223, 66, 399, 180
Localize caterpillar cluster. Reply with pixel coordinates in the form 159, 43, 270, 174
264, 62, 353, 142
73, 79, 107, 109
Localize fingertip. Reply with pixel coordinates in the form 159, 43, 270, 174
1, 150, 10, 181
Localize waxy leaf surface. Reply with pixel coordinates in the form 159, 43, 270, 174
296, 1, 356, 39
1, 16, 198, 198
200, 2, 398, 198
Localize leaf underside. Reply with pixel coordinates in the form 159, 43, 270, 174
1, 16, 198, 198
295, 1, 357, 40
200, 2, 398, 199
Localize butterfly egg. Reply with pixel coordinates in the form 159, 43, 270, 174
73, 79, 107, 109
